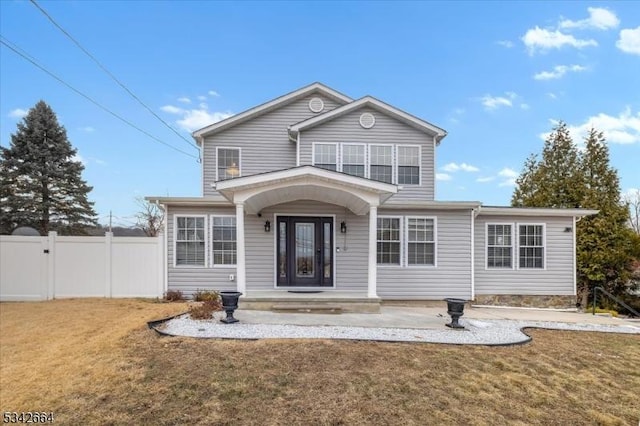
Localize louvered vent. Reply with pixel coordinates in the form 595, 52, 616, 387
359, 112, 375, 129
308, 97, 324, 113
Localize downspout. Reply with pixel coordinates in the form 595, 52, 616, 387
470, 207, 480, 301
158, 201, 168, 297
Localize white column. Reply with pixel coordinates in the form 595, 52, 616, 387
368, 205, 378, 298
236, 203, 246, 295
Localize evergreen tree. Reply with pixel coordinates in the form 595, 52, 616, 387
0, 101, 97, 235
512, 124, 637, 306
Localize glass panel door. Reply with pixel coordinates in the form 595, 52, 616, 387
295, 223, 315, 278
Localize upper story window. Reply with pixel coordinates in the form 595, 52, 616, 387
397, 146, 420, 185
369, 145, 394, 184
175, 216, 206, 266
217, 147, 241, 181
342, 144, 366, 177
519, 224, 544, 269
487, 224, 513, 269
313, 143, 337, 171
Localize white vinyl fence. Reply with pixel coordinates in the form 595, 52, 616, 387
0, 232, 164, 301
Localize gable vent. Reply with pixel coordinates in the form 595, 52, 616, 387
309, 97, 325, 113
359, 112, 376, 129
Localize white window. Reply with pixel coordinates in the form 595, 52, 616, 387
377, 217, 401, 265
397, 146, 420, 185
341, 144, 366, 177
217, 147, 241, 180
370, 145, 394, 183
487, 224, 513, 268
519, 224, 544, 269
313, 143, 337, 171
406, 217, 436, 266
212, 216, 236, 266
175, 216, 206, 266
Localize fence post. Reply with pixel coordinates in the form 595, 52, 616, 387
157, 232, 165, 299
47, 231, 57, 300
105, 232, 113, 298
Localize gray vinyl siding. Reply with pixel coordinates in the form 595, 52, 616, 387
299, 107, 436, 201
474, 215, 575, 295
377, 209, 473, 300
246, 200, 368, 292
166, 205, 236, 297
202, 94, 343, 195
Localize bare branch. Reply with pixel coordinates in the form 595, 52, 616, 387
135, 197, 165, 237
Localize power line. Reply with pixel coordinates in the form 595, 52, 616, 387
29, 0, 200, 153
0, 36, 199, 160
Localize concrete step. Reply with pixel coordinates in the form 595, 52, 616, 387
271, 304, 343, 314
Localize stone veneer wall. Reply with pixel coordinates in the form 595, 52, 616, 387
473, 295, 576, 309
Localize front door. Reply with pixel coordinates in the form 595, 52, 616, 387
277, 216, 333, 287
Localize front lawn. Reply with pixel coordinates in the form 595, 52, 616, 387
1, 299, 638, 425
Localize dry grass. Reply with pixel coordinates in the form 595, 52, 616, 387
1, 300, 639, 425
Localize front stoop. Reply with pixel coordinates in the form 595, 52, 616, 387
239, 291, 381, 314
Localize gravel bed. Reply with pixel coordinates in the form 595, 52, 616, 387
156, 315, 640, 346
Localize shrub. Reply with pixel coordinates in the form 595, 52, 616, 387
193, 289, 220, 302
164, 290, 184, 302
189, 291, 223, 320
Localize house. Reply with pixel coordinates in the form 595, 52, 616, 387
147, 83, 596, 311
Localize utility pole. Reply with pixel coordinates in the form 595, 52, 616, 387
109, 210, 112, 233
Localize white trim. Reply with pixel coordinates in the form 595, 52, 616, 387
396, 144, 422, 186
296, 133, 300, 167
200, 144, 205, 195
309, 97, 325, 113
368, 143, 395, 185
173, 214, 208, 268
272, 213, 337, 290
368, 206, 378, 297
209, 214, 237, 268
376, 215, 403, 267
162, 204, 168, 295
572, 216, 577, 296
288, 96, 447, 142
485, 222, 515, 271
235, 204, 246, 294
215, 146, 242, 181
516, 222, 547, 271
193, 82, 352, 140
359, 112, 376, 129
479, 207, 598, 217
470, 209, 475, 300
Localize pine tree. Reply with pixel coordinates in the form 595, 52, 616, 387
0, 101, 97, 235
511, 124, 637, 306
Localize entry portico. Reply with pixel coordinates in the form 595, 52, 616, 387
213, 166, 397, 298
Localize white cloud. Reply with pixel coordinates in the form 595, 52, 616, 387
197, 95, 207, 101
160, 105, 184, 114
497, 40, 514, 48
161, 104, 233, 132
559, 7, 619, 31
199, 102, 208, 109
616, 26, 640, 55
176, 110, 233, 133
72, 153, 86, 165
498, 167, 519, 187
533, 64, 587, 80
442, 162, 479, 173
436, 173, 452, 181
565, 108, 640, 145
522, 26, 597, 54
8, 108, 28, 119
177, 97, 191, 104
208, 90, 220, 97
481, 92, 517, 110
476, 176, 495, 183
78, 126, 95, 133
520, 103, 530, 110
547, 92, 558, 100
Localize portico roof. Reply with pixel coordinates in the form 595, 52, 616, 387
212, 166, 398, 215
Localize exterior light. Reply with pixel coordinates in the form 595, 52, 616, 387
340, 221, 347, 233
264, 220, 271, 232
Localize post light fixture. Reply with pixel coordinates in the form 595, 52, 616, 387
340, 221, 347, 234
264, 220, 271, 232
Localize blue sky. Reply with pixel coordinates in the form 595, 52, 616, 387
1, 1, 638, 227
